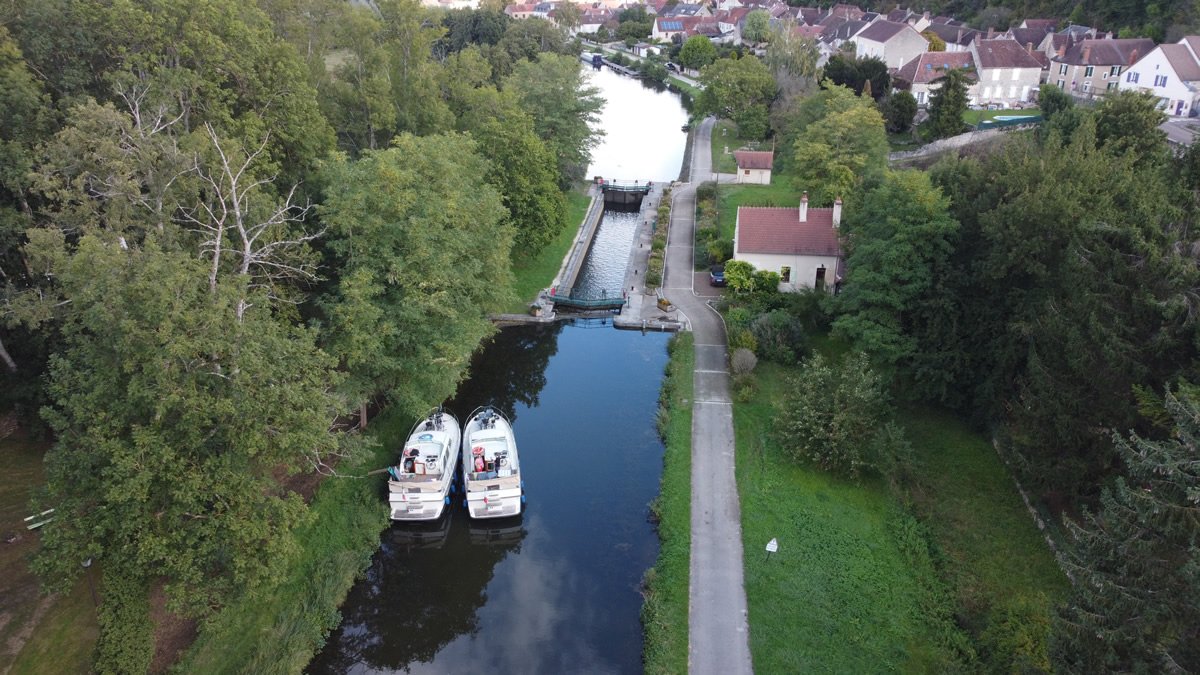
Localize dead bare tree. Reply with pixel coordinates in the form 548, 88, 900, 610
182, 124, 324, 320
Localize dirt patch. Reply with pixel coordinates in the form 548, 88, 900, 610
147, 583, 196, 675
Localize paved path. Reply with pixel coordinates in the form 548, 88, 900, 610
666, 117, 754, 675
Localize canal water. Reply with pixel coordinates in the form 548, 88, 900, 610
571, 66, 689, 300
309, 64, 688, 675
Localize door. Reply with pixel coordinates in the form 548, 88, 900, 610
815, 266, 826, 292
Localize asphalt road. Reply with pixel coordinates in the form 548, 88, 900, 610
666, 117, 754, 675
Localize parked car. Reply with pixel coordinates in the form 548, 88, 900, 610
709, 265, 726, 287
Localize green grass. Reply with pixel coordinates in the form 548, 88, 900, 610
1, 435, 98, 674
715, 174, 801, 240
734, 363, 965, 672
177, 411, 407, 674
642, 333, 694, 675
900, 407, 1069, 667
709, 119, 771, 174
508, 187, 593, 313
668, 76, 701, 98
962, 107, 1041, 126
888, 132, 922, 152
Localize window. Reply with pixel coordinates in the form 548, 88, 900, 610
1127, 71, 1139, 83
992, 69, 1000, 81
1154, 74, 1169, 87
1110, 65, 1121, 77
1059, 63, 1068, 75
780, 266, 791, 283
1083, 81, 1091, 93
1107, 81, 1118, 91
1057, 79, 1065, 89
1011, 69, 1020, 80
744, 169, 750, 175
917, 91, 926, 103
983, 85, 992, 98
1084, 65, 1094, 77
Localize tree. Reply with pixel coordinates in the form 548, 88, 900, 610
765, 22, 820, 97
741, 10, 770, 43
554, 1, 581, 32
723, 259, 756, 293
1052, 386, 1200, 672
378, 0, 453, 136
321, 5, 396, 152
882, 90, 917, 133
31, 238, 342, 616
926, 67, 971, 139
1037, 83, 1074, 122
922, 29, 946, 51
319, 133, 513, 416
506, 54, 604, 188
678, 35, 717, 70
822, 54, 889, 101
832, 170, 959, 371
696, 56, 776, 139
1093, 89, 1168, 163
773, 352, 892, 475
791, 88, 888, 204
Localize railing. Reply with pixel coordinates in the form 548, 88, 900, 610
549, 292, 628, 310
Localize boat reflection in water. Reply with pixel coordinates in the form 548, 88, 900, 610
468, 515, 525, 546
388, 514, 454, 550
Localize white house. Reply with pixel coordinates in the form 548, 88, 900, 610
854, 20, 929, 69
733, 150, 773, 184
970, 39, 1043, 106
733, 194, 843, 293
1119, 36, 1200, 117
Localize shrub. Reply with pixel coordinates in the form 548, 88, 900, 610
730, 347, 758, 375
980, 594, 1053, 673
733, 373, 757, 402
750, 309, 807, 364
95, 569, 154, 675
695, 181, 717, 201
773, 352, 891, 475
725, 306, 753, 333
783, 289, 833, 332
705, 239, 732, 266
727, 327, 758, 352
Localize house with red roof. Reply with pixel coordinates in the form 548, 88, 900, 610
894, 51, 977, 106
1048, 37, 1154, 99
970, 38, 1044, 106
733, 150, 774, 184
733, 193, 843, 292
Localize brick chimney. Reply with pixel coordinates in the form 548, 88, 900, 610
1082, 44, 1091, 64
1129, 48, 1139, 65
832, 197, 842, 227
800, 191, 808, 222
957, 28, 964, 43
1026, 42, 1034, 54
1057, 41, 1066, 58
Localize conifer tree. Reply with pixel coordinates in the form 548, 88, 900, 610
1053, 386, 1200, 673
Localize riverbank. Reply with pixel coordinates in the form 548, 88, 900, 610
642, 333, 693, 674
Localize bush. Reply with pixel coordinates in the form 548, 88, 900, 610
695, 181, 717, 201
749, 309, 807, 364
730, 347, 758, 375
783, 289, 833, 332
733, 372, 757, 402
95, 569, 154, 675
980, 594, 1053, 673
728, 327, 758, 352
705, 238, 732, 266
773, 352, 891, 475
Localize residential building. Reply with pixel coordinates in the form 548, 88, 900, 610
733, 194, 843, 293
733, 150, 774, 184
1049, 37, 1155, 99
1119, 36, 1200, 116
854, 20, 929, 69
924, 23, 980, 52
894, 51, 978, 105
970, 38, 1043, 106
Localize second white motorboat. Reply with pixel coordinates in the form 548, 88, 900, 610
387, 408, 461, 521
461, 406, 524, 519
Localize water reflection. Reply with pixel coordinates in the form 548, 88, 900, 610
585, 67, 689, 183
310, 325, 672, 675
572, 206, 640, 299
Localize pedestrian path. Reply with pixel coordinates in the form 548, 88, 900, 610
665, 117, 754, 675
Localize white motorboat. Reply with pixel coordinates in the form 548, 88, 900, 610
387, 408, 461, 521
461, 406, 524, 519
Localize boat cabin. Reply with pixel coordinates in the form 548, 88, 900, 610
391, 431, 451, 480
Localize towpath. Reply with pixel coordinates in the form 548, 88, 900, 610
665, 117, 754, 675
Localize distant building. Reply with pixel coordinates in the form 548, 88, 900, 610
895, 52, 978, 106
733, 150, 774, 184
1048, 37, 1153, 98
1118, 36, 1200, 116
854, 20, 929, 70
970, 39, 1043, 106
733, 194, 843, 293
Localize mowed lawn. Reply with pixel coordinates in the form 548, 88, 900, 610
508, 187, 592, 313
709, 119, 772, 174
735, 364, 963, 672
0, 434, 98, 675
715, 175, 801, 241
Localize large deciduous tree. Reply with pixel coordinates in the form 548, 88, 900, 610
741, 10, 770, 43
696, 56, 777, 139
506, 54, 603, 188
791, 85, 887, 204
320, 133, 513, 417
832, 170, 959, 375
32, 237, 342, 616
678, 35, 717, 70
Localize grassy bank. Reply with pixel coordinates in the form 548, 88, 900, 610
642, 333, 693, 675
668, 76, 701, 99
508, 187, 593, 313
176, 412, 409, 673
709, 120, 770, 174
963, 107, 1041, 126
735, 362, 967, 672
901, 407, 1069, 669
1, 435, 98, 674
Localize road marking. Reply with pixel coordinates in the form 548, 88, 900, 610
695, 369, 728, 374
693, 400, 733, 405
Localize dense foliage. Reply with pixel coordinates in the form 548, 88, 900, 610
0, 0, 603, 667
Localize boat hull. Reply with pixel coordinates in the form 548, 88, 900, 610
462, 407, 524, 520
388, 410, 461, 522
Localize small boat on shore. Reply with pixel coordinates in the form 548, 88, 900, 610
387, 408, 461, 521
461, 406, 524, 519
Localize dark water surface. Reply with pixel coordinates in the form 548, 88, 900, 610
309, 324, 672, 674
571, 206, 640, 299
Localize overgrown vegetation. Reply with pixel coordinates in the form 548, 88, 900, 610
642, 333, 694, 675
645, 186, 671, 289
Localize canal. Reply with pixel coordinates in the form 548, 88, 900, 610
309, 65, 689, 675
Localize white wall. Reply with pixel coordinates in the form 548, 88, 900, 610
735, 251, 840, 292
1118, 47, 1197, 116
735, 168, 771, 184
